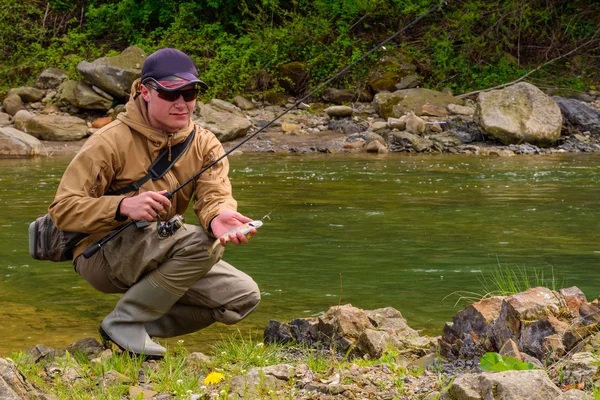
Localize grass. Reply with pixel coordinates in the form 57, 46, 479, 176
447, 260, 563, 306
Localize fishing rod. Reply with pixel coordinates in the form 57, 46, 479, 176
82, 0, 446, 259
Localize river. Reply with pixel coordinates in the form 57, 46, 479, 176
1, 152, 599, 356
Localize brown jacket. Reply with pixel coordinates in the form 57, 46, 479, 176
49, 79, 237, 259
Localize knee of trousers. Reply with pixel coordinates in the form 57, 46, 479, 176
214, 278, 261, 325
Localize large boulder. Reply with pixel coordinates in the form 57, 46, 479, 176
77, 45, 146, 98
194, 103, 252, 142
553, 96, 600, 134
24, 115, 88, 141
0, 358, 55, 399
476, 82, 562, 146
56, 80, 113, 110
367, 54, 419, 93
321, 88, 373, 104
440, 286, 599, 362
0, 127, 42, 157
373, 88, 463, 119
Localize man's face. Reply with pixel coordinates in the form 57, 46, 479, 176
140, 83, 197, 133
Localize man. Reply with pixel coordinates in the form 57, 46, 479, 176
49, 48, 260, 358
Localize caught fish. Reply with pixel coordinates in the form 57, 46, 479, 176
208, 220, 263, 256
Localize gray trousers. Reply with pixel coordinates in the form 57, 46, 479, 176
75, 223, 260, 329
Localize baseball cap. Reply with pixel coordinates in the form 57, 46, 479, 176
141, 48, 208, 91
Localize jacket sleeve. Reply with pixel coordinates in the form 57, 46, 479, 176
192, 132, 237, 231
48, 135, 126, 233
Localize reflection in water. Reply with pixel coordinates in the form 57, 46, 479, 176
1, 153, 600, 355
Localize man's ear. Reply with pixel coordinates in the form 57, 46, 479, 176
140, 84, 151, 102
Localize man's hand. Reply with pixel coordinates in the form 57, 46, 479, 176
210, 210, 257, 247
119, 190, 171, 221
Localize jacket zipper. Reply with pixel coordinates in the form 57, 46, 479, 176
167, 134, 173, 162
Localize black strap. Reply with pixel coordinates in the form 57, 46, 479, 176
107, 128, 196, 196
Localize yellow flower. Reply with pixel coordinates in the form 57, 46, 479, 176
204, 371, 225, 385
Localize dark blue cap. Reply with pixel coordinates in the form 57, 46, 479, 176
141, 48, 208, 91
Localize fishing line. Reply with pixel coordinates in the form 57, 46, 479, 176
83, 0, 446, 258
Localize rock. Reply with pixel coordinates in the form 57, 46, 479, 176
8, 87, 45, 103
77, 45, 146, 98
277, 61, 309, 95
229, 366, 285, 398
343, 140, 365, 149
232, 96, 255, 110
373, 88, 463, 119
405, 111, 425, 134
3, 94, 24, 116
102, 370, 131, 385
554, 389, 593, 400
421, 104, 449, 117
185, 352, 212, 367
36, 68, 68, 89
91, 85, 114, 101
324, 106, 354, 118
448, 104, 475, 116
443, 370, 561, 400
65, 338, 104, 360
388, 132, 434, 152
371, 121, 387, 131
553, 97, 600, 134
56, 80, 114, 110
13, 110, 33, 131
321, 88, 372, 104
318, 305, 373, 351
25, 115, 89, 141
0, 127, 42, 157
559, 351, 600, 386
476, 82, 562, 146
91, 116, 113, 129
328, 119, 367, 135
0, 358, 56, 400
387, 117, 406, 130
128, 386, 157, 399
210, 98, 245, 117
368, 54, 418, 93
0, 112, 11, 127
194, 103, 251, 142
365, 140, 388, 153
282, 122, 301, 132
394, 74, 420, 90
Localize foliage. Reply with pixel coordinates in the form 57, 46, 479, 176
480, 352, 536, 372
0, 0, 599, 96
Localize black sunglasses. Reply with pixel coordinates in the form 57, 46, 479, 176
147, 85, 198, 102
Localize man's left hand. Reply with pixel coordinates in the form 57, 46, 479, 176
210, 210, 257, 246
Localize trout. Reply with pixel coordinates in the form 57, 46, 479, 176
208, 220, 263, 256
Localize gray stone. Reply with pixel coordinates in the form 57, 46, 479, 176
324, 105, 354, 118
554, 389, 593, 400
476, 82, 562, 146
13, 110, 34, 131
448, 104, 475, 116
232, 96, 255, 110
2, 94, 24, 116
65, 338, 104, 360
0, 127, 42, 157
373, 88, 463, 119
210, 98, 244, 117
559, 351, 600, 386
388, 131, 434, 152
553, 96, 600, 134
25, 114, 88, 141
8, 87, 45, 102
36, 68, 68, 89
77, 45, 146, 98
194, 103, 251, 142
56, 80, 113, 110
321, 88, 372, 104
394, 74, 420, 90
0, 112, 11, 127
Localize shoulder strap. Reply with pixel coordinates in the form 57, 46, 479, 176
106, 128, 196, 196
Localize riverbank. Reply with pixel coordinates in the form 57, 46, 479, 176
4, 287, 600, 400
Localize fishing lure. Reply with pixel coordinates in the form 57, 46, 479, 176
208, 220, 264, 256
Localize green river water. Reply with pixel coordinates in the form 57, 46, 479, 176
1, 152, 600, 356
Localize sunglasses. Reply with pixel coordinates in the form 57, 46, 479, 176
147, 85, 198, 102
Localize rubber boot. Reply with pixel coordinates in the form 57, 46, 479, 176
99, 271, 181, 357
145, 304, 215, 338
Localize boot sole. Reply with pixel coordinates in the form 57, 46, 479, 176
99, 326, 164, 360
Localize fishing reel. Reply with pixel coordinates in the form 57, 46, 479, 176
156, 214, 186, 239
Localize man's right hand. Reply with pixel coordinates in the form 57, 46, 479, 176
119, 190, 171, 221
